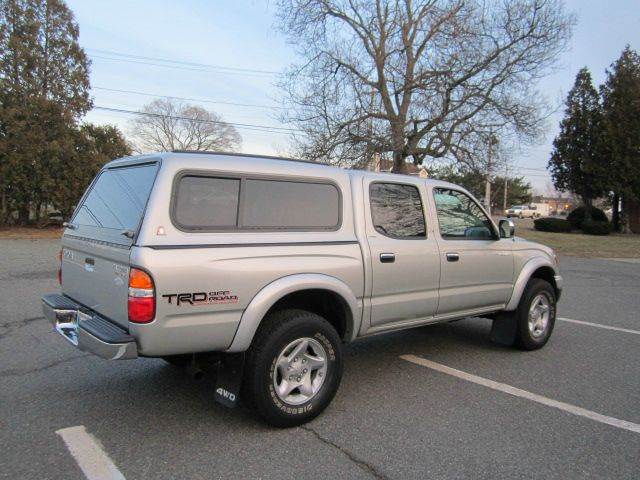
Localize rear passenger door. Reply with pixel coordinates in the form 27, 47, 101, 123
365, 179, 440, 328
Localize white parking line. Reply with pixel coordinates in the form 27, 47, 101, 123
558, 317, 640, 335
56, 426, 126, 480
400, 355, 640, 434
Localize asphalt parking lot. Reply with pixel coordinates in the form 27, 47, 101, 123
1, 238, 639, 479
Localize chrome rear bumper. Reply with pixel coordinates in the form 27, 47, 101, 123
42, 294, 137, 360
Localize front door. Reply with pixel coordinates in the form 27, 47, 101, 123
365, 179, 441, 327
431, 187, 514, 316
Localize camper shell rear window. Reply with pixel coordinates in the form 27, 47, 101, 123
72, 164, 157, 231
72, 163, 159, 236
65, 161, 160, 248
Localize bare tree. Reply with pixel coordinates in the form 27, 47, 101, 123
276, 0, 574, 172
129, 98, 242, 153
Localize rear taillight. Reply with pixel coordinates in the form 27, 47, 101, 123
57, 250, 62, 285
128, 268, 155, 323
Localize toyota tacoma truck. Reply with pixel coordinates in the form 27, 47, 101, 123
42, 151, 562, 427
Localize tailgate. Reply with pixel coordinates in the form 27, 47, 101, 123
61, 236, 131, 327
61, 162, 159, 327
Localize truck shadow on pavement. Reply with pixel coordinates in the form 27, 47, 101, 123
15, 315, 575, 480
54, 317, 508, 431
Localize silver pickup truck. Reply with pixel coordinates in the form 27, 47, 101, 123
42, 151, 562, 427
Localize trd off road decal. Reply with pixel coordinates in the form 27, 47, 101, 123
162, 290, 238, 306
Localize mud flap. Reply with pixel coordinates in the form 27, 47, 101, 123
214, 352, 245, 408
490, 313, 517, 346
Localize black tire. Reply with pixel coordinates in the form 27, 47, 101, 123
514, 278, 557, 350
243, 309, 343, 428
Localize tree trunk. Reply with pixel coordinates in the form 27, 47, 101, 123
391, 150, 407, 173
17, 206, 30, 226
583, 197, 593, 222
0, 191, 6, 227
612, 193, 620, 232
625, 195, 640, 234
484, 139, 493, 215
620, 195, 632, 234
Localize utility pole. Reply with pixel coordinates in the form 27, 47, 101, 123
484, 134, 498, 216
503, 166, 509, 213
367, 89, 375, 170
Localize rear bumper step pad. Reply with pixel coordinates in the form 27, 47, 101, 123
42, 294, 137, 360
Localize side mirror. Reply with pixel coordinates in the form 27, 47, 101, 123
499, 218, 515, 238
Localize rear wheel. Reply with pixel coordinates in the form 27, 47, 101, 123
243, 309, 343, 427
514, 278, 556, 350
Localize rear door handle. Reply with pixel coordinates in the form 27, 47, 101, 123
380, 253, 395, 263
446, 252, 460, 262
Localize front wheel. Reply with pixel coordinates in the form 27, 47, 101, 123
243, 309, 343, 427
514, 278, 557, 350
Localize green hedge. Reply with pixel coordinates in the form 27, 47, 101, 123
534, 217, 572, 233
566, 206, 608, 229
581, 220, 612, 235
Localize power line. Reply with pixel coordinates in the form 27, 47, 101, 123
89, 55, 276, 78
517, 172, 551, 178
90, 110, 294, 139
518, 166, 549, 172
87, 48, 280, 74
93, 86, 284, 110
87, 49, 279, 77
91, 105, 302, 134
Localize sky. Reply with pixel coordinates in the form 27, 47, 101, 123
68, 0, 640, 194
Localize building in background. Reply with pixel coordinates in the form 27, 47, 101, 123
532, 194, 578, 215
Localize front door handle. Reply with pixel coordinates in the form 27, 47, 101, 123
446, 252, 460, 262
380, 253, 395, 263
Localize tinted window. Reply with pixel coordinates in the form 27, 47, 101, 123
243, 179, 339, 229
433, 188, 495, 239
174, 176, 240, 228
73, 164, 157, 230
370, 183, 426, 238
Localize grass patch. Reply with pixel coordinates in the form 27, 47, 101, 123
0, 227, 63, 239
516, 221, 640, 258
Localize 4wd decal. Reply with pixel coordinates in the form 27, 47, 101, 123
162, 290, 238, 306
